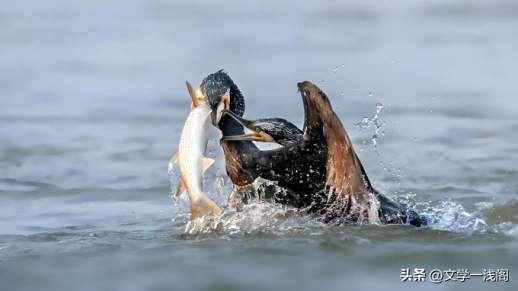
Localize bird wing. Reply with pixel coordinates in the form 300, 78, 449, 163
298, 81, 369, 197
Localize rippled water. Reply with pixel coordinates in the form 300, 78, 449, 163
1, 0, 517, 290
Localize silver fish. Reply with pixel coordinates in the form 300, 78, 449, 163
168, 82, 224, 220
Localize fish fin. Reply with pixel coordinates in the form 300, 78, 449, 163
190, 195, 222, 220
202, 158, 215, 172
168, 151, 179, 171
175, 178, 187, 197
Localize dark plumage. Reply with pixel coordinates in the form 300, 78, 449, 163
222, 109, 303, 146
200, 69, 245, 131
199, 70, 426, 226
249, 118, 303, 145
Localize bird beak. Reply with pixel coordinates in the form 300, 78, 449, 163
221, 109, 251, 128
222, 131, 274, 143
221, 110, 274, 142
211, 89, 230, 126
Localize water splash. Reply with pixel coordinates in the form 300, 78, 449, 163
167, 159, 181, 200
183, 201, 325, 236
172, 170, 517, 237
168, 158, 502, 236
423, 201, 489, 233
476, 200, 518, 236
494, 222, 518, 236
331, 64, 345, 74
181, 194, 517, 237
166, 150, 321, 235
355, 101, 404, 180
356, 101, 386, 150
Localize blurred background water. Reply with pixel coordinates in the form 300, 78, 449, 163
1, 0, 517, 290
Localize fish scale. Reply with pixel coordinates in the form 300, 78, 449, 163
173, 99, 222, 220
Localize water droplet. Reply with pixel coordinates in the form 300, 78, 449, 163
355, 102, 386, 151
356, 117, 370, 129
375, 102, 383, 113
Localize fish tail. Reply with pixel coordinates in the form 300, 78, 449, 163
190, 194, 222, 220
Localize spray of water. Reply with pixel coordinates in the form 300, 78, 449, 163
355, 101, 386, 151
331, 64, 346, 74
421, 200, 489, 233
169, 156, 506, 236
355, 100, 405, 182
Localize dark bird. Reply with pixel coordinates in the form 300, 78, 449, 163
221, 109, 303, 146
199, 70, 426, 226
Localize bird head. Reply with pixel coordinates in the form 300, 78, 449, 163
200, 70, 245, 127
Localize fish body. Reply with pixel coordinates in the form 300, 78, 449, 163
170, 97, 222, 220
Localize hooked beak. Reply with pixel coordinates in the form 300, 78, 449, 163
222, 131, 274, 143
221, 110, 274, 143
211, 89, 230, 126
222, 109, 252, 128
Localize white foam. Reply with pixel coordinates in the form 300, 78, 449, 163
420, 200, 489, 233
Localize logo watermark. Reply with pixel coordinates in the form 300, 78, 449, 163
400, 268, 510, 284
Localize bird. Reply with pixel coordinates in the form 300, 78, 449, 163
220, 109, 303, 146
199, 70, 426, 226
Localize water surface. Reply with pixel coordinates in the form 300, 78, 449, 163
1, 0, 517, 290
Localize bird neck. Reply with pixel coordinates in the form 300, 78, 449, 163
229, 88, 245, 118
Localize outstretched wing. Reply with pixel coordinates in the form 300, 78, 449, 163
297, 81, 371, 198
